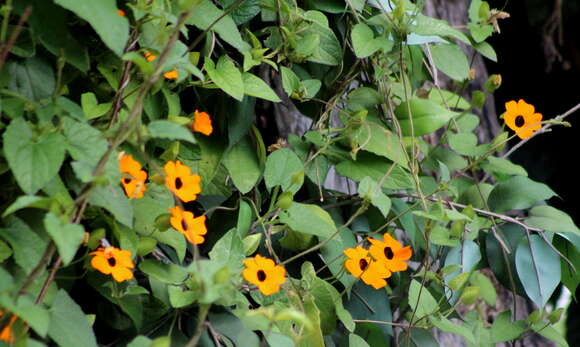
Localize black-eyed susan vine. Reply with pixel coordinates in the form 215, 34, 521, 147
0, 0, 578, 346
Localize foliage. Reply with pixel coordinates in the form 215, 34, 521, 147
0, 0, 577, 345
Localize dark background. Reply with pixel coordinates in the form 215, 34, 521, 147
488, 0, 580, 342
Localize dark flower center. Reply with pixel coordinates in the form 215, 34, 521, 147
123, 177, 131, 184
515, 115, 525, 127
108, 257, 116, 267
359, 258, 368, 271
181, 218, 189, 231
257, 270, 267, 282
175, 177, 183, 189
384, 247, 394, 260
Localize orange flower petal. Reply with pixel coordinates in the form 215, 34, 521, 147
243, 255, 286, 296
164, 70, 179, 79
192, 110, 213, 136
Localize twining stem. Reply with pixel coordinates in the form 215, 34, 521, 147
185, 304, 211, 347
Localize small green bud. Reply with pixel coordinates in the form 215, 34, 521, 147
276, 191, 294, 210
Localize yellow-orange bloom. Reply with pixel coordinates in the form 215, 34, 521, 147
344, 246, 391, 289
368, 233, 412, 272
144, 51, 156, 62
90, 246, 135, 282
117, 9, 126, 17
0, 312, 17, 344
243, 254, 286, 295
168, 206, 207, 245
191, 110, 213, 136
164, 160, 201, 202
119, 153, 147, 199
503, 99, 543, 139
163, 69, 179, 79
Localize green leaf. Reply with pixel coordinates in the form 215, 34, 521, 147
555, 235, 580, 296
469, 271, 497, 306
48, 290, 98, 347
303, 21, 342, 65
3, 118, 66, 195
474, 41, 497, 62
358, 177, 391, 217
139, 259, 189, 284
430, 315, 475, 343
148, 120, 196, 143
430, 43, 470, 81
223, 136, 261, 194
54, 0, 128, 56
408, 279, 438, 323
482, 156, 527, 177
218, 0, 260, 25
410, 14, 470, 44
187, 0, 251, 52
89, 184, 133, 228
209, 228, 245, 273
336, 153, 414, 190
394, 98, 459, 136
428, 89, 471, 110
2, 195, 53, 217
168, 285, 195, 308
444, 240, 481, 279
531, 322, 569, 347
280, 66, 301, 95
350, 121, 408, 167
0, 240, 12, 263
209, 312, 260, 347
490, 311, 526, 342
264, 148, 304, 193
349, 334, 370, 347
344, 281, 392, 339
205, 56, 244, 101
6, 57, 55, 100
515, 235, 561, 307
44, 213, 84, 266
242, 73, 281, 102
0, 217, 48, 274
0, 295, 50, 337
81, 92, 111, 119
448, 133, 488, 157
351, 23, 391, 58
526, 206, 580, 235
280, 202, 336, 238
488, 176, 557, 213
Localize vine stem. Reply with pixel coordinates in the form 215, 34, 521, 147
185, 304, 211, 347
0, 5, 31, 71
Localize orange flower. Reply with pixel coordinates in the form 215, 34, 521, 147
164, 160, 201, 202
117, 9, 126, 17
368, 233, 412, 272
0, 312, 17, 344
243, 254, 286, 295
119, 153, 147, 199
163, 69, 179, 79
344, 246, 391, 289
503, 99, 543, 139
168, 206, 207, 245
144, 51, 156, 62
90, 246, 135, 282
191, 110, 213, 136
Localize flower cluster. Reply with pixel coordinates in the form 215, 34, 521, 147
243, 254, 286, 296
503, 99, 543, 139
344, 233, 412, 289
90, 246, 135, 282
